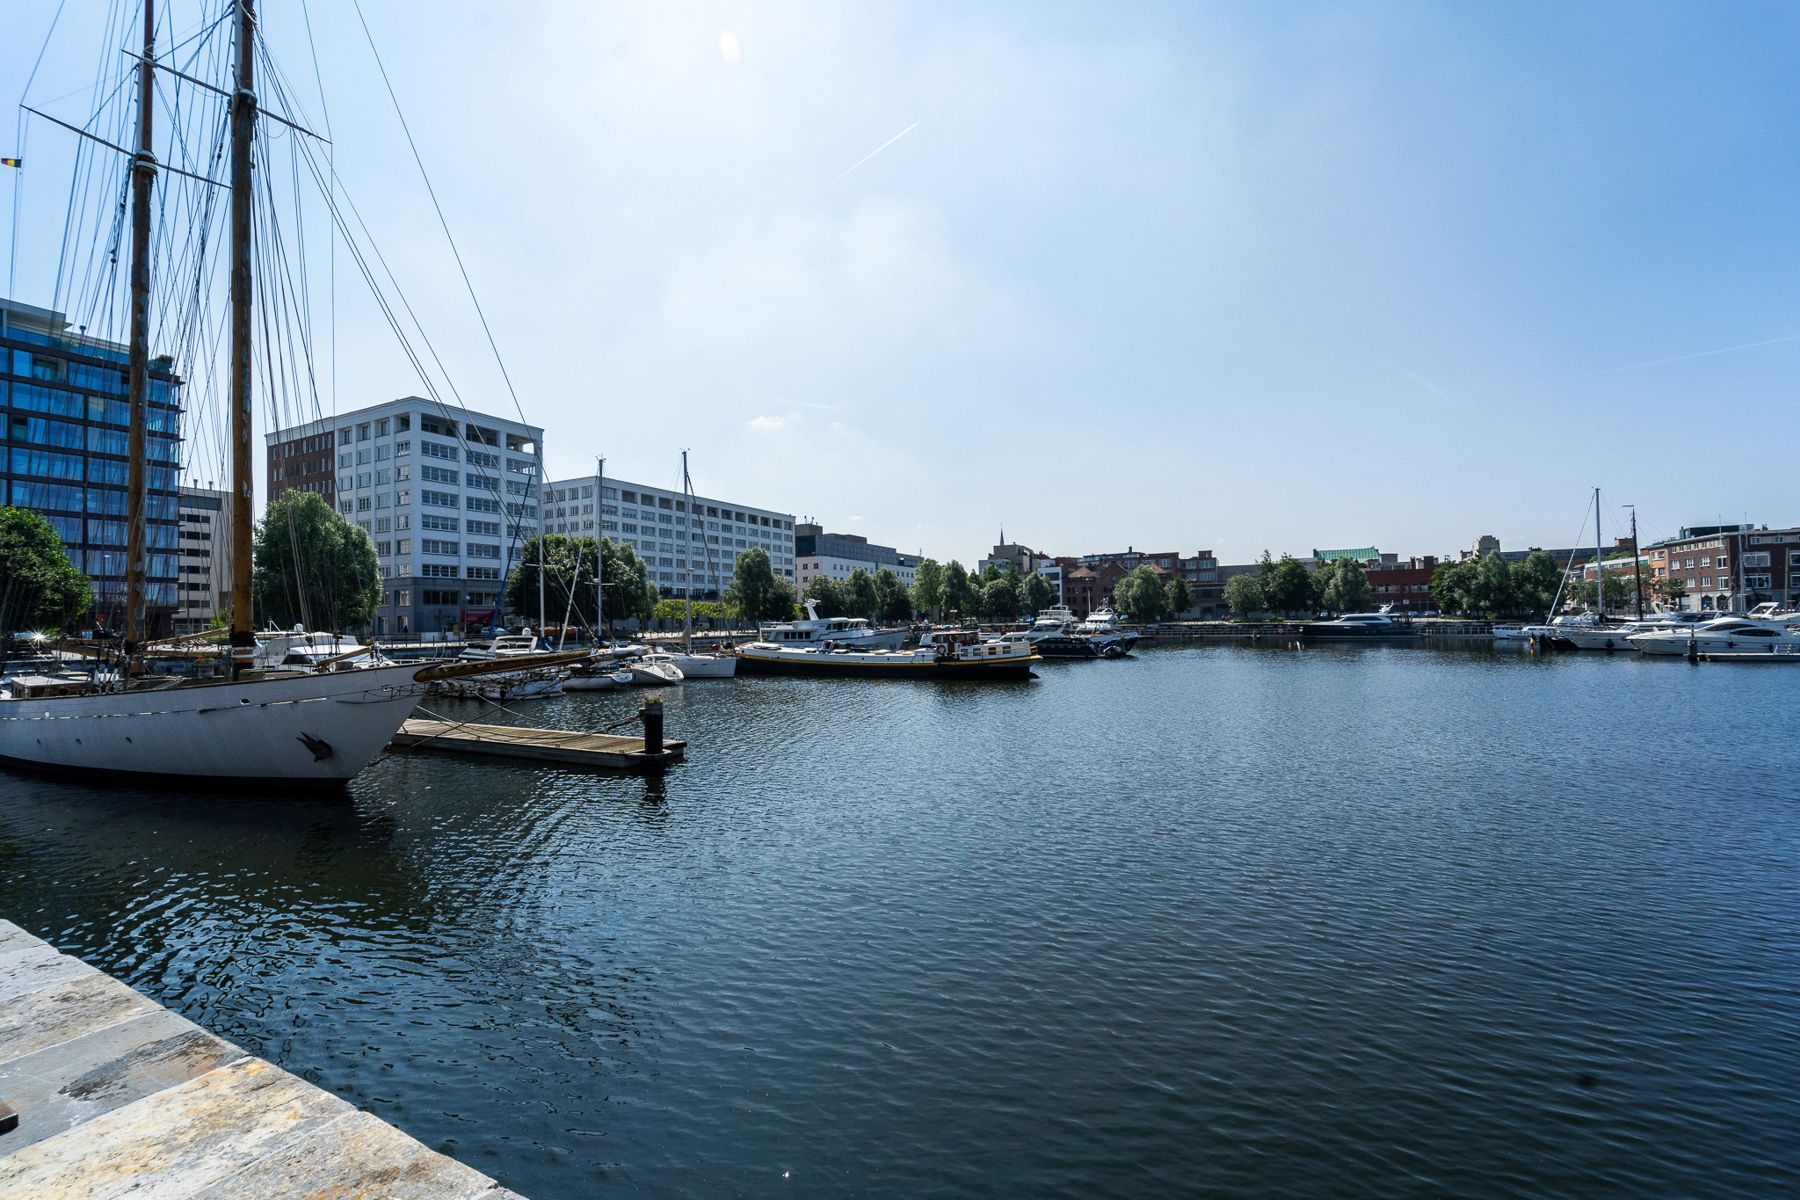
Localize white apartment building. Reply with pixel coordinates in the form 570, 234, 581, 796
267, 398, 543, 636
543, 473, 795, 599
793, 523, 922, 591
175, 484, 231, 633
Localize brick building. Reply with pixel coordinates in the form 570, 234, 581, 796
1647, 524, 1800, 612
1055, 548, 1222, 617
1366, 555, 1437, 612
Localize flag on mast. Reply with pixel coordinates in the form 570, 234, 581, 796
0, 158, 22, 169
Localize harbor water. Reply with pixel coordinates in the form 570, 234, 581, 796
2, 644, 1796, 1197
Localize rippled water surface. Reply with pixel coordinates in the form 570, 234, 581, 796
3, 644, 1798, 1197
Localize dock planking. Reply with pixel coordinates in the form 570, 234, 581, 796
0, 921, 524, 1200
390, 717, 685, 770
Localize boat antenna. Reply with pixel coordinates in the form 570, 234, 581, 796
228, 0, 258, 678
123, 0, 158, 675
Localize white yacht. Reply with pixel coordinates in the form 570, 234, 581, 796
757, 601, 909, 650
1018, 605, 1078, 642
1628, 616, 1800, 658
253, 628, 384, 671
1298, 607, 1415, 642
563, 660, 636, 691
436, 633, 568, 700
1071, 607, 1140, 652
626, 653, 686, 686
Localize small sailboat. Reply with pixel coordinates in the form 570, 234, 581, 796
664, 451, 737, 679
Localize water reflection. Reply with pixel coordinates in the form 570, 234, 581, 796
3, 645, 1797, 1198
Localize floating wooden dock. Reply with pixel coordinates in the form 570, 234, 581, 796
390, 718, 685, 770
0, 920, 525, 1199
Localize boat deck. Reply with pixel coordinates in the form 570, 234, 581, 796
0, 920, 525, 1199
390, 718, 685, 770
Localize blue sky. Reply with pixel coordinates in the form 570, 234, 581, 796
6, 1, 1798, 565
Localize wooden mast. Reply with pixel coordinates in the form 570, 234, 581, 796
227, 0, 257, 676
124, 0, 157, 662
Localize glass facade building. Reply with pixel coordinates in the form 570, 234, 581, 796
0, 299, 184, 633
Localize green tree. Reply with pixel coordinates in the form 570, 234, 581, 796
601, 538, 659, 625
725, 548, 792, 621
1468, 551, 1514, 615
846, 567, 879, 621
252, 491, 380, 631
1223, 573, 1265, 619
1430, 559, 1477, 615
506, 533, 582, 627
1115, 565, 1167, 623
506, 535, 656, 630
1164, 576, 1193, 619
1513, 549, 1562, 617
0, 505, 92, 634
874, 568, 913, 623
1570, 574, 1630, 612
1022, 571, 1058, 614
1323, 558, 1372, 613
766, 575, 798, 622
1265, 555, 1314, 616
1648, 574, 1687, 607
1309, 559, 1338, 611
803, 575, 846, 617
911, 558, 946, 618
981, 572, 1022, 621
943, 560, 973, 618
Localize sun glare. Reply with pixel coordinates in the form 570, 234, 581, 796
719, 30, 742, 64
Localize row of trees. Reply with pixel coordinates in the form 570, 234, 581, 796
1113, 566, 1193, 623
906, 559, 1060, 622
1221, 552, 1368, 618
1432, 550, 1680, 617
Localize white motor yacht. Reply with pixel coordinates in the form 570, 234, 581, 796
436, 632, 569, 700
757, 601, 909, 650
1628, 616, 1800, 658
1070, 607, 1140, 653
253, 627, 385, 671
1298, 607, 1416, 642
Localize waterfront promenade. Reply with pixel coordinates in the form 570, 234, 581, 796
0, 920, 524, 1199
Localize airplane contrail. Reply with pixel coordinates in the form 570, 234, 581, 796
1569, 332, 1800, 379
811, 121, 920, 199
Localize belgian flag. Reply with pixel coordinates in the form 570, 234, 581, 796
0, 158, 21, 169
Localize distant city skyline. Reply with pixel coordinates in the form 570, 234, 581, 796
5, 2, 1796, 568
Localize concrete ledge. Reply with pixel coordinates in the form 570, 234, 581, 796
0, 920, 524, 1199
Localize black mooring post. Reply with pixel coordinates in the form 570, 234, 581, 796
639, 696, 664, 756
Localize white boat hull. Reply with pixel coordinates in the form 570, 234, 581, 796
1553, 627, 1639, 652
0, 664, 425, 784
626, 663, 684, 686
477, 675, 566, 702
563, 670, 634, 692
666, 653, 736, 678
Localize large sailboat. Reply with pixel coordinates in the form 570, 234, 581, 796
0, 1, 571, 785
